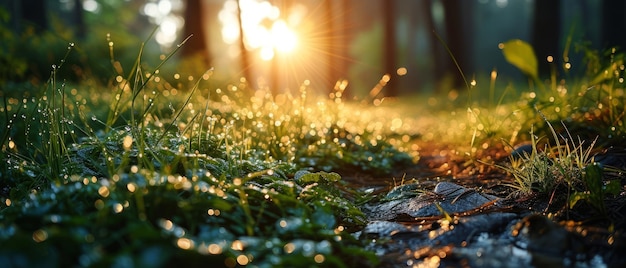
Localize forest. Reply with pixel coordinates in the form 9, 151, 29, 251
1, 0, 625, 267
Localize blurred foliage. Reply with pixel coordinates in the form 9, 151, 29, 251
0, 2, 161, 92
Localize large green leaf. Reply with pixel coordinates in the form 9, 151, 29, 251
501, 39, 538, 80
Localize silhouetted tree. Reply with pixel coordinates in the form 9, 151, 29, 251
602, 0, 626, 52
532, 0, 561, 78
382, 0, 397, 96
5, 0, 48, 33
236, 0, 251, 84
440, 0, 472, 90
325, 0, 336, 93
422, 0, 446, 90
339, 0, 350, 96
182, 0, 211, 66
70, 0, 85, 39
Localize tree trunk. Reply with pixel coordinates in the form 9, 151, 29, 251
325, 0, 335, 93
424, 0, 444, 89
382, 0, 397, 96
602, 0, 626, 52
20, 0, 48, 32
532, 0, 561, 78
236, 0, 251, 86
71, 0, 86, 39
441, 0, 471, 90
182, 0, 211, 66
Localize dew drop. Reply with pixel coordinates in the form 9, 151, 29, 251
32, 229, 48, 242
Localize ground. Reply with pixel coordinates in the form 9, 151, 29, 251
343, 139, 626, 267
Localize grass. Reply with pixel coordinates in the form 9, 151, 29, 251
1, 21, 625, 267
0, 29, 420, 267
494, 40, 625, 219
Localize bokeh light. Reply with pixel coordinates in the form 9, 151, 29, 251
219, 0, 302, 60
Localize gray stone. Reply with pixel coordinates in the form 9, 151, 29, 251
362, 221, 410, 237
364, 182, 498, 220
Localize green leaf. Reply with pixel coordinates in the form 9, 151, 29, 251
319, 172, 341, 183
583, 163, 604, 197
604, 179, 621, 196
501, 39, 539, 80
584, 163, 606, 210
569, 192, 589, 209
295, 171, 341, 185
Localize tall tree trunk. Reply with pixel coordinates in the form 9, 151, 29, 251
325, 0, 335, 94
339, 0, 350, 97
602, 0, 626, 52
236, 0, 251, 86
441, 0, 471, 90
532, 0, 561, 78
71, 0, 85, 39
424, 0, 446, 91
20, 0, 48, 32
382, 0, 397, 96
182, 0, 211, 66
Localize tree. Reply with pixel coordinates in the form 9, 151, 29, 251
532, 0, 561, 78
382, 0, 397, 96
602, 0, 626, 52
182, 0, 211, 66
443, 0, 472, 90
70, 0, 86, 39
236, 0, 251, 84
325, 0, 336, 93
3, 0, 49, 33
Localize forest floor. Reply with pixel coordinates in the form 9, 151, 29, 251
342, 139, 626, 267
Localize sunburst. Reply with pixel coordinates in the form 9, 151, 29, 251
219, 0, 354, 96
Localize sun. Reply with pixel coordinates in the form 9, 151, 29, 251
271, 20, 298, 53
259, 19, 299, 61
219, 0, 300, 61
217, 0, 350, 95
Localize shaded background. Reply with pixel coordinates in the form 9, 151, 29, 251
1, 0, 624, 99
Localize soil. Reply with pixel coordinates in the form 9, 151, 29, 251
343, 141, 626, 267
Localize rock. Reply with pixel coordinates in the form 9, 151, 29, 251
361, 221, 410, 238
364, 182, 498, 221
407, 182, 498, 217
511, 143, 535, 159
511, 214, 589, 267
362, 181, 621, 268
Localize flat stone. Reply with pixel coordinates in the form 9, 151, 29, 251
362, 220, 410, 237
406, 182, 497, 217
364, 182, 498, 221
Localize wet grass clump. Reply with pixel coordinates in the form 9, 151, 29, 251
494, 40, 626, 221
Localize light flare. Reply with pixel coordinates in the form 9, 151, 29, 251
219, 0, 301, 60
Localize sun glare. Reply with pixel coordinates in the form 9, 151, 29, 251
271, 20, 298, 53
219, 0, 300, 61
140, 0, 184, 48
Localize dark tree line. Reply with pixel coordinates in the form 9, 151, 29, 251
6, 0, 84, 37
5, 0, 626, 95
